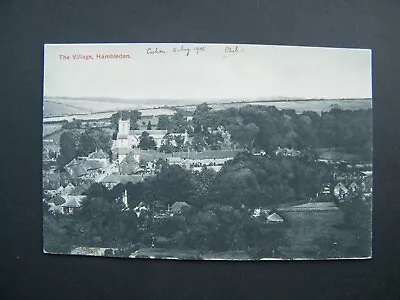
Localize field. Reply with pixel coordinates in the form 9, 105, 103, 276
44, 102, 90, 116
281, 210, 359, 258
43, 98, 372, 119
43, 124, 63, 137
44, 98, 177, 117
180, 99, 372, 114
316, 148, 362, 161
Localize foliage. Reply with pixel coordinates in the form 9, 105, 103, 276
110, 110, 142, 130
62, 119, 82, 129
77, 128, 112, 157
138, 131, 157, 150
47, 103, 372, 257
188, 104, 372, 160
42, 202, 74, 254
157, 112, 188, 133
57, 130, 80, 167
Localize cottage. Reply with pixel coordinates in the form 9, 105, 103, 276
47, 195, 85, 214
61, 182, 75, 195
69, 182, 90, 196
64, 159, 88, 178
87, 149, 110, 167
101, 174, 145, 189
118, 150, 141, 175
43, 172, 70, 193
267, 212, 284, 223
170, 201, 190, 214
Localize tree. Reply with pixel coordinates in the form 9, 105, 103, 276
205, 131, 224, 150
145, 164, 198, 207
170, 111, 188, 133
193, 103, 213, 132
157, 115, 171, 130
191, 134, 207, 152
147, 121, 152, 130
110, 110, 142, 130
138, 131, 156, 150
42, 202, 74, 254
232, 122, 259, 150
57, 130, 80, 167
73, 196, 130, 247
77, 128, 112, 157
174, 134, 186, 150
62, 119, 82, 129
159, 136, 175, 153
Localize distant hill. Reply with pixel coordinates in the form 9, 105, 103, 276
43, 96, 372, 117
43, 101, 88, 117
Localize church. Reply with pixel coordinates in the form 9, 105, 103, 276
111, 118, 168, 163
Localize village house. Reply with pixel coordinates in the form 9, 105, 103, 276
100, 174, 146, 190
251, 208, 270, 218
59, 182, 75, 195
63, 149, 110, 180
266, 212, 284, 223
165, 150, 238, 172
133, 202, 149, 218
117, 149, 141, 175
43, 172, 70, 196
46, 195, 85, 214
170, 201, 190, 215
278, 202, 339, 212
87, 149, 110, 167
274, 147, 301, 157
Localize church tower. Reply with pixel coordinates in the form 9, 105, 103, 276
117, 118, 130, 139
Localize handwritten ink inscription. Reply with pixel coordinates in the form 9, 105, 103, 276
223, 45, 244, 59
145, 45, 206, 57
173, 45, 206, 56
147, 47, 167, 55
57, 44, 243, 61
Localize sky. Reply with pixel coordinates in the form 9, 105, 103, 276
44, 43, 372, 102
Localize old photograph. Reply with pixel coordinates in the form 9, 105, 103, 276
42, 43, 372, 260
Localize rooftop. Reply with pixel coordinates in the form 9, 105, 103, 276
88, 149, 109, 160
130, 130, 167, 136
101, 174, 146, 184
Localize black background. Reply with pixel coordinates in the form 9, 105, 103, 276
1, 0, 400, 299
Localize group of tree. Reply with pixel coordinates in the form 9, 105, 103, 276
56, 128, 112, 167
43, 184, 139, 253
186, 103, 372, 161
138, 131, 157, 150
159, 134, 188, 153
61, 118, 82, 129
157, 110, 189, 133
110, 110, 142, 130
45, 149, 372, 257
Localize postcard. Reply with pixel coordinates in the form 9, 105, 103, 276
42, 43, 372, 260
